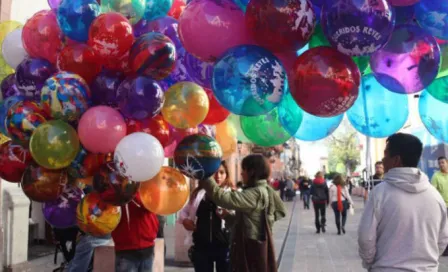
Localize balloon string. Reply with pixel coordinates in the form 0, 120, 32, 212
126, 204, 130, 231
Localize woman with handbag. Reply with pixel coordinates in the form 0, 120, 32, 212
199, 154, 287, 272
178, 161, 234, 272
329, 174, 354, 235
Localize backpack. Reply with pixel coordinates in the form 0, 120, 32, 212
312, 184, 327, 202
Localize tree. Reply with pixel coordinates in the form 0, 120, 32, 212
327, 121, 361, 175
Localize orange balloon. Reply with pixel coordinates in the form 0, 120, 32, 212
215, 119, 237, 159
139, 167, 189, 215
76, 192, 121, 237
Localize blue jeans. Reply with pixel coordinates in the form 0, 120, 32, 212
302, 190, 310, 208
67, 234, 111, 272
192, 246, 230, 272
115, 252, 154, 272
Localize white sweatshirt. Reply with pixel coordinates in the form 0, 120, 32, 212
358, 168, 448, 272
329, 185, 353, 205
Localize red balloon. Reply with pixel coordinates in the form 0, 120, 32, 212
202, 89, 230, 125
275, 51, 297, 78
103, 51, 132, 75
246, 0, 315, 52
290, 46, 360, 117
57, 44, 102, 83
22, 10, 63, 64
168, 0, 186, 19
88, 13, 134, 63
0, 141, 33, 183
126, 115, 170, 147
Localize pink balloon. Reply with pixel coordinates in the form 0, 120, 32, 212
164, 126, 198, 158
178, 0, 250, 62
78, 106, 127, 154
388, 0, 419, 6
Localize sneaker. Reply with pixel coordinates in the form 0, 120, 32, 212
322, 226, 326, 233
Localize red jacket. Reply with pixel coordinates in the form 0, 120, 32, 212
112, 193, 159, 251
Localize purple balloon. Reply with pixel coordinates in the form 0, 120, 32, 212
117, 75, 164, 120
91, 70, 125, 107
0, 74, 21, 100
133, 17, 182, 50
15, 58, 56, 101
42, 186, 83, 229
162, 48, 193, 88
321, 0, 395, 56
184, 51, 213, 89
370, 24, 441, 94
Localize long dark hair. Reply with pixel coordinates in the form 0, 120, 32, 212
190, 161, 233, 202
242, 154, 271, 187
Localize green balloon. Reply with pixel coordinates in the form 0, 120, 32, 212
427, 76, 448, 103
277, 92, 304, 136
30, 120, 80, 170
309, 25, 370, 74
227, 114, 252, 143
437, 45, 448, 79
240, 108, 294, 147
101, 0, 146, 24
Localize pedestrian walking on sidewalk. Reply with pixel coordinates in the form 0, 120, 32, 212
178, 161, 234, 272
310, 172, 329, 234
199, 154, 286, 272
329, 174, 353, 235
431, 156, 448, 256
300, 178, 311, 209
358, 133, 448, 272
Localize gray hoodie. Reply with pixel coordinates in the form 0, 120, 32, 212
358, 168, 448, 272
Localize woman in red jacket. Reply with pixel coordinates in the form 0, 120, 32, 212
112, 193, 159, 272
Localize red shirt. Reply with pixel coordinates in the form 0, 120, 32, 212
112, 193, 159, 251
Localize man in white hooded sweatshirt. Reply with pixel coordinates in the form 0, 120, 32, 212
358, 133, 448, 272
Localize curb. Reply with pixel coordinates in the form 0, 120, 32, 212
277, 197, 297, 268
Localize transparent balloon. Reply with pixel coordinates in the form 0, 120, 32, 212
347, 74, 409, 138
419, 91, 448, 143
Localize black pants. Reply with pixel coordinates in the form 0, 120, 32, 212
313, 203, 326, 230
192, 246, 230, 272
331, 201, 348, 232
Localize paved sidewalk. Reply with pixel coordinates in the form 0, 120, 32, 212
280, 197, 448, 272
164, 199, 296, 271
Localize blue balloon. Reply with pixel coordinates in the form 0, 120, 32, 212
143, 0, 173, 21
57, 0, 100, 42
212, 45, 287, 116
415, 0, 448, 39
233, 0, 249, 11
394, 5, 415, 25
419, 91, 448, 143
347, 74, 409, 138
278, 92, 342, 141
0, 95, 25, 135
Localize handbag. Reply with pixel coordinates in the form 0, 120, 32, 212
230, 192, 277, 272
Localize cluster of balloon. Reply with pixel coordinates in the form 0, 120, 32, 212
1, 0, 448, 235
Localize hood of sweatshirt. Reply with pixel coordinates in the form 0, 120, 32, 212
384, 167, 430, 194
313, 177, 325, 185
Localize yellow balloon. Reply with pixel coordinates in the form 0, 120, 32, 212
162, 82, 209, 129
139, 167, 190, 216
0, 21, 22, 43
215, 119, 237, 159
0, 21, 21, 81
